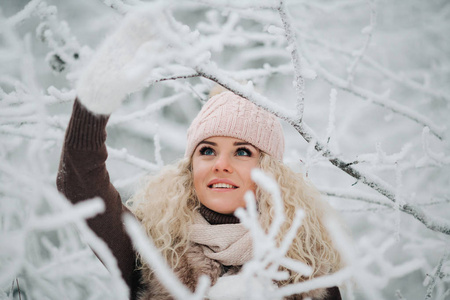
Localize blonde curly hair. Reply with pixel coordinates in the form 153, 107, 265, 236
127, 152, 342, 284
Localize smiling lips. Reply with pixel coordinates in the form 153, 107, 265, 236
207, 179, 239, 190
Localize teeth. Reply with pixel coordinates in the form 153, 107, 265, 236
211, 183, 236, 189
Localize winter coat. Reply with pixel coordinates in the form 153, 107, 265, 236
57, 99, 342, 300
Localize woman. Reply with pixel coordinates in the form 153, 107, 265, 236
57, 10, 343, 300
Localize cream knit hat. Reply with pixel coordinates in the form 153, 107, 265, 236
185, 91, 285, 160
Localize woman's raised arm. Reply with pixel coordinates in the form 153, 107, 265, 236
57, 99, 142, 298
56, 9, 167, 298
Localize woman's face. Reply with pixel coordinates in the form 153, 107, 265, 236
192, 136, 260, 214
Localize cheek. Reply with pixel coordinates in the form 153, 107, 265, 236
251, 181, 257, 191
192, 160, 207, 190
192, 169, 201, 190
241, 164, 258, 191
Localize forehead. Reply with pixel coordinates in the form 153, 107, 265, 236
201, 136, 257, 148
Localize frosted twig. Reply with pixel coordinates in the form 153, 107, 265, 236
35, 248, 94, 275
109, 93, 185, 125
6, 0, 43, 26
272, 267, 352, 298
149, 72, 200, 84
394, 163, 404, 241
153, 125, 164, 167
252, 169, 285, 239
319, 187, 394, 208
27, 198, 105, 232
277, 0, 305, 122
33, 1, 82, 72
107, 146, 161, 171
346, 0, 377, 86
47, 86, 76, 103
423, 197, 450, 206
295, 32, 445, 140
113, 172, 146, 190
195, 63, 450, 235
194, 9, 447, 140
0, 154, 129, 299
301, 32, 450, 102
326, 222, 393, 300
123, 214, 208, 300
192, 0, 278, 10
362, 54, 450, 102
357, 142, 413, 166
236, 169, 312, 299
310, 61, 445, 140
196, 63, 296, 120
299, 1, 362, 12
304, 137, 327, 176
42, 188, 130, 299
420, 127, 450, 166
339, 207, 392, 213
362, 237, 425, 282
101, 0, 134, 14
223, 64, 292, 81
396, 290, 406, 299
424, 249, 449, 300
325, 89, 337, 145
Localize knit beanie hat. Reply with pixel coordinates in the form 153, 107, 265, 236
185, 91, 285, 160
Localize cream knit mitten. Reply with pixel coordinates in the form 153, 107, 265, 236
76, 9, 166, 115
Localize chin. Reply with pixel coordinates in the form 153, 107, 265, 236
210, 207, 235, 215
206, 203, 242, 215
201, 196, 245, 215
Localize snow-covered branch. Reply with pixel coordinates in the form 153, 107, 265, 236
424, 249, 449, 300
235, 169, 328, 299
107, 146, 161, 172
195, 61, 450, 235
346, 0, 377, 85
1, 0, 448, 298
300, 32, 450, 103
306, 60, 445, 140
276, 0, 306, 122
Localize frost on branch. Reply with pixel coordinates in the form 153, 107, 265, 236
235, 169, 312, 299
123, 215, 209, 300
1, 0, 450, 299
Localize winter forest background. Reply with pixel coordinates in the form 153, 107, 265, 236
1, 0, 449, 299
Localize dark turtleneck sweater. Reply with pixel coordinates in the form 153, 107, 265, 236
198, 204, 240, 225
56, 99, 341, 300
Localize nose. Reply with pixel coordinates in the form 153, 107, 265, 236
213, 153, 233, 173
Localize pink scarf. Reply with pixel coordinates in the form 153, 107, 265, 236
189, 213, 253, 266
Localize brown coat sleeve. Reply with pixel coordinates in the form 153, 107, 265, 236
56, 99, 142, 299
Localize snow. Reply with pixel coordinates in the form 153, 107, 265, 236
1, 0, 450, 299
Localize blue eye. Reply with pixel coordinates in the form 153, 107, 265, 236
200, 147, 215, 156
236, 148, 251, 157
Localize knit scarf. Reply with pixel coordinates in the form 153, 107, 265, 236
189, 212, 253, 266
139, 212, 332, 300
